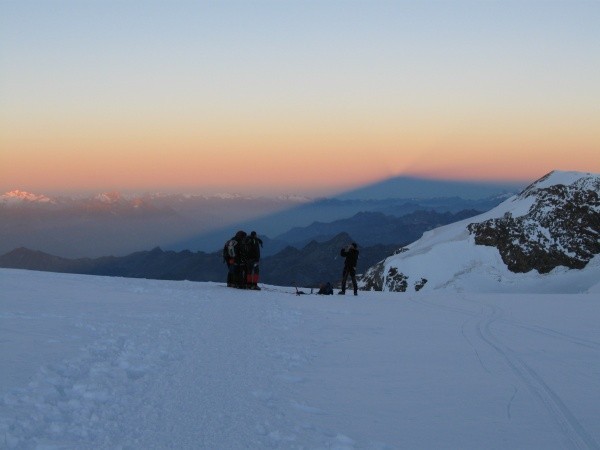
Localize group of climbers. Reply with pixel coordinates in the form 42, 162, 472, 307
223, 231, 263, 290
223, 232, 360, 295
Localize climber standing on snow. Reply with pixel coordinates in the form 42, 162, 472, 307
223, 230, 248, 288
223, 235, 237, 287
339, 242, 359, 296
244, 231, 263, 290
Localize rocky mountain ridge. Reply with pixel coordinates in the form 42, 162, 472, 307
468, 172, 600, 273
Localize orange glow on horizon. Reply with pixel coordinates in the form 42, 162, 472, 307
2, 99, 599, 195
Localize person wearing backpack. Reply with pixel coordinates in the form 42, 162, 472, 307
232, 230, 248, 288
339, 243, 359, 296
244, 231, 263, 290
223, 237, 236, 287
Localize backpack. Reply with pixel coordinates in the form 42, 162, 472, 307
226, 239, 237, 258
318, 282, 334, 295
245, 237, 261, 260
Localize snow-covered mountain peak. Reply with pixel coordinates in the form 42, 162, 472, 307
519, 170, 600, 199
361, 170, 600, 293
94, 192, 125, 204
1, 190, 53, 204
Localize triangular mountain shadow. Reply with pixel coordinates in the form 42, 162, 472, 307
167, 175, 525, 254
335, 175, 524, 200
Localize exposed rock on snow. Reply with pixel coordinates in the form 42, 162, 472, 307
360, 171, 600, 293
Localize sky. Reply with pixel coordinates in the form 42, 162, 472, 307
1, 1, 599, 196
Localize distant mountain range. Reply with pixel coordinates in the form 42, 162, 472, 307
0, 190, 310, 258
3, 171, 597, 293
273, 209, 482, 248
0, 204, 492, 287
169, 195, 513, 254
0, 233, 399, 288
1, 177, 520, 257
361, 171, 600, 294
334, 175, 523, 200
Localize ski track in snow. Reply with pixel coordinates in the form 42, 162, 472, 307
411, 295, 600, 450
2, 270, 600, 449
472, 303, 597, 450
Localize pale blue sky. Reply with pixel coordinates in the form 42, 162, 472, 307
2, 1, 599, 194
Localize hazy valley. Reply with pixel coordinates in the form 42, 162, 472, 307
1, 177, 523, 286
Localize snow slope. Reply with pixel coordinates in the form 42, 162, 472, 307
361, 171, 600, 293
2, 269, 600, 449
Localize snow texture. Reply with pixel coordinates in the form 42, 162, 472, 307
2, 269, 600, 449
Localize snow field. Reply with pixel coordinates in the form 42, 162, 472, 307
1, 269, 600, 449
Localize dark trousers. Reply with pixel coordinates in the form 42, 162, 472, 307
226, 263, 235, 287
246, 260, 259, 285
341, 266, 357, 294
235, 262, 246, 288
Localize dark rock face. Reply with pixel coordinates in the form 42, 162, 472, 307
385, 267, 408, 292
361, 261, 385, 291
360, 250, 415, 292
414, 278, 428, 291
361, 268, 425, 293
468, 176, 600, 274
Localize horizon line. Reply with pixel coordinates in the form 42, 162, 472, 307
1, 171, 543, 198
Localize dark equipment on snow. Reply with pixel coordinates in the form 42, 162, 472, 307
317, 282, 334, 295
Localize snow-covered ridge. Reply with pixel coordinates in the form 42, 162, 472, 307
520, 170, 600, 197
361, 170, 600, 293
472, 170, 600, 221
